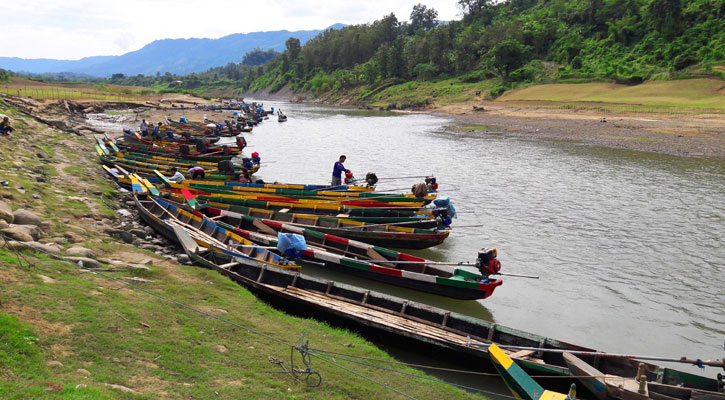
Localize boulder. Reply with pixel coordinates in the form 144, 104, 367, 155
12, 209, 42, 226
65, 246, 97, 259
1, 225, 39, 242
63, 231, 84, 243
0, 219, 8, 229
0, 200, 13, 224
63, 256, 101, 268
26, 241, 62, 254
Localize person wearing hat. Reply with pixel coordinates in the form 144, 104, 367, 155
331, 155, 350, 186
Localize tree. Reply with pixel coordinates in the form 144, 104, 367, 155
484, 39, 531, 79
458, 0, 492, 15
410, 4, 438, 31
285, 37, 301, 60
645, 0, 682, 38
242, 48, 279, 66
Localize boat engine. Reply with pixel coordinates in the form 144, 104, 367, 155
365, 172, 378, 187
236, 136, 247, 150
218, 159, 235, 175
475, 248, 501, 275
179, 145, 190, 155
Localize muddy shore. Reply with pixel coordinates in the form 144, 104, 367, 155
426, 103, 725, 159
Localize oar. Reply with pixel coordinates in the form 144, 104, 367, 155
375, 175, 433, 181
333, 220, 437, 230
468, 343, 725, 368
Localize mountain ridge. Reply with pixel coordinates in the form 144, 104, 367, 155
0, 24, 345, 77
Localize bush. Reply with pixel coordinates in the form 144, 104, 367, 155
412, 63, 439, 80
489, 84, 507, 98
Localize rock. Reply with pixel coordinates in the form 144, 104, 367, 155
65, 246, 97, 259
110, 230, 134, 243
12, 209, 42, 226
76, 368, 91, 376
63, 256, 101, 268
47, 360, 64, 368
143, 226, 154, 233
103, 384, 138, 394
0, 219, 7, 229
140, 244, 158, 251
127, 263, 150, 271
26, 241, 61, 254
3, 224, 41, 241
214, 345, 228, 353
139, 258, 154, 265
177, 254, 190, 264
0, 200, 12, 224
125, 201, 135, 207
75, 384, 87, 389
1, 227, 33, 242
117, 209, 132, 218
63, 231, 84, 243
130, 229, 146, 238
32, 194, 40, 199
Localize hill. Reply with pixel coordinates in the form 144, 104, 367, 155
0, 25, 344, 77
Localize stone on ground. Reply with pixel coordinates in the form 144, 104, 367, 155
65, 246, 97, 258
0, 200, 13, 224
12, 209, 42, 226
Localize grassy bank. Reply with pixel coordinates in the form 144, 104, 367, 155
0, 78, 158, 102
0, 99, 487, 399
326, 77, 725, 114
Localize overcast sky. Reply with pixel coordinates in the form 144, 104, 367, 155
1, 0, 462, 60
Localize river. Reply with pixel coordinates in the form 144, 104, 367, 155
104, 102, 725, 395
237, 102, 724, 376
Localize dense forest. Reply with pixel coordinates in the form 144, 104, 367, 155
8, 0, 724, 99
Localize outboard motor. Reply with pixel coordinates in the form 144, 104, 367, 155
365, 172, 378, 187
236, 136, 247, 150
475, 248, 501, 275
217, 159, 235, 175
179, 145, 190, 155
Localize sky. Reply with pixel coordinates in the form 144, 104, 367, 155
1, 0, 463, 60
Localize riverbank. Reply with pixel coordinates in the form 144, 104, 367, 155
0, 95, 485, 399
433, 103, 725, 158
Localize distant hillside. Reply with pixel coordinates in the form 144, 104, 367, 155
0, 25, 345, 77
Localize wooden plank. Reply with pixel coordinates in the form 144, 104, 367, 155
253, 219, 277, 235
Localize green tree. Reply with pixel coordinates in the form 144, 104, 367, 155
285, 37, 301, 60
458, 0, 492, 15
645, 0, 682, 38
410, 4, 438, 31
484, 39, 531, 79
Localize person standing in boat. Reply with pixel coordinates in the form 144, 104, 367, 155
331, 155, 350, 186
152, 122, 161, 139
168, 167, 185, 182
140, 119, 148, 136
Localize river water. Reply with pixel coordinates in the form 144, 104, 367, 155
104, 102, 723, 394
224, 102, 724, 380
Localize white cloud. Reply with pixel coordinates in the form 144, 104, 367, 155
0, 0, 461, 60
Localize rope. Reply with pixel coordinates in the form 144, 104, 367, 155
308, 352, 418, 400
309, 349, 519, 399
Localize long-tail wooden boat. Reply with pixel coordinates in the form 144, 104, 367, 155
180, 181, 435, 202
149, 195, 490, 299
489, 343, 576, 400
108, 142, 237, 162
133, 189, 299, 271
167, 224, 725, 400
563, 352, 725, 400
199, 202, 439, 229
203, 205, 449, 249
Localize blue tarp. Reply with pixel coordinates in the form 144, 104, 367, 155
277, 233, 307, 259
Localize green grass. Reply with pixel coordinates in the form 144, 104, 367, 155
497, 79, 725, 112
0, 249, 486, 399
364, 78, 495, 109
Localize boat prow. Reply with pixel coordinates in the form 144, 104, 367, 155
489, 343, 576, 400
563, 352, 647, 400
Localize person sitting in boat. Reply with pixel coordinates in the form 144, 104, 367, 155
140, 119, 148, 136
166, 128, 175, 140
238, 170, 251, 183
331, 155, 350, 186
168, 167, 185, 183
0, 117, 14, 135
251, 152, 261, 165
188, 166, 205, 180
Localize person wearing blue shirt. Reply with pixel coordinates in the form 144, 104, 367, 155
331, 155, 349, 186
152, 122, 161, 139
